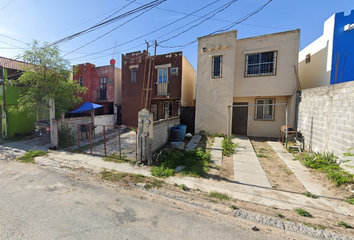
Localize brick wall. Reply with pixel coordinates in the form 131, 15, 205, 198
297, 81, 354, 167
152, 117, 180, 152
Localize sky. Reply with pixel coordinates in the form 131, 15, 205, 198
0, 0, 353, 70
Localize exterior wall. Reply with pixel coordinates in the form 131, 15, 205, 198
181, 55, 196, 106
114, 67, 122, 106
234, 30, 300, 97
195, 30, 237, 134
152, 116, 180, 152
121, 51, 189, 127
331, 10, 354, 84
233, 96, 289, 138
297, 81, 354, 166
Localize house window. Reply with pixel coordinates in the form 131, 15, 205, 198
255, 98, 275, 121
245, 51, 277, 77
131, 68, 137, 84
158, 68, 168, 83
305, 54, 311, 64
100, 77, 107, 100
212, 55, 222, 78
79, 77, 83, 86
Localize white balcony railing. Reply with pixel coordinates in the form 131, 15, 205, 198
157, 82, 168, 96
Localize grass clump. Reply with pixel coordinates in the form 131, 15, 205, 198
257, 153, 268, 158
294, 208, 312, 217
180, 184, 189, 191
229, 204, 238, 210
338, 221, 353, 229
207, 191, 231, 201
222, 138, 238, 157
304, 223, 325, 230
151, 148, 211, 178
104, 153, 135, 164
304, 191, 319, 199
17, 150, 47, 163
276, 213, 284, 218
100, 169, 145, 184
345, 196, 354, 205
296, 152, 354, 186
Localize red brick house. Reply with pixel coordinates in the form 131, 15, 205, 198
73, 62, 122, 124
121, 50, 195, 127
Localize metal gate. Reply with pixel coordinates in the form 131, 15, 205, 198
232, 102, 248, 135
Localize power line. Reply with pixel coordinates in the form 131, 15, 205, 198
62, 0, 166, 57
97, 0, 137, 25
0, 0, 15, 12
158, 0, 238, 44
0, 33, 27, 44
159, 0, 274, 48
67, 0, 221, 61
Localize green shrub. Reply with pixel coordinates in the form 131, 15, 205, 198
207, 191, 231, 201
294, 208, 312, 217
180, 184, 189, 191
17, 150, 47, 163
58, 124, 76, 148
222, 138, 238, 157
338, 221, 353, 229
151, 148, 211, 178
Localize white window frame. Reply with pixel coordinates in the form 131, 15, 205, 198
245, 51, 277, 77
255, 98, 275, 121
212, 55, 222, 78
157, 67, 168, 83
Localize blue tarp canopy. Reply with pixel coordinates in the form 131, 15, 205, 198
69, 102, 103, 113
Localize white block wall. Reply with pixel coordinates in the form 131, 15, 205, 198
152, 117, 180, 152
297, 81, 354, 167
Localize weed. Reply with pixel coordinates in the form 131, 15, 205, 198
222, 138, 238, 156
17, 150, 47, 163
151, 147, 211, 178
58, 125, 76, 148
294, 208, 312, 217
145, 183, 152, 190
304, 191, 319, 199
104, 153, 135, 164
151, 179, 165, 188
100, 169, 145, 184
257, 153, 268, 158
304, 223, 325, 230
271, 206, 278, 210
174, 183, 179, 187
229, 204, 238, 210
296, 152, 354, 186
345, 197, 354, 205
196, 188, 201, 191
276, 213, 284, 218
209, 199, 218, 203
180, 184, 189, 191
338, 221, 353, 229
207, 191, 231, 201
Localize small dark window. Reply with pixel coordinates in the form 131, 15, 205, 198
212, 55, 222, 78
131, 68, 137, 84
79, 77, 83, 86
305, 54, 311, 64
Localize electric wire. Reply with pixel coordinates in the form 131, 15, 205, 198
0, 0, 15, 12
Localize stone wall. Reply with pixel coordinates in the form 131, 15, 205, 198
152, 117, 180, 152
297, 81, 354, 167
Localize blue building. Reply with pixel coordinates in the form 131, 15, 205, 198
299, 10, 354, 89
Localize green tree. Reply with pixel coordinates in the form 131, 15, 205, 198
10, 40, 87, 120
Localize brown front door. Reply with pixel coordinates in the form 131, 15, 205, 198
232, 102, 248, 135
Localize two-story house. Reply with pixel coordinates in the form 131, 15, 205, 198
195, 29, 300, 137
121, 50, 195, 127
73, 62, 122, 124
299, 10, 354, 89
0, 56, 36, 139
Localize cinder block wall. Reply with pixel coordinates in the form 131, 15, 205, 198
152, 117, 180, 152
297, 81, 354, 167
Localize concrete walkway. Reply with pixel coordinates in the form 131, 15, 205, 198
185, 134, 202, 151
268, 141, 329, 196
233, 136, 272, 188
210, 137, 223, 165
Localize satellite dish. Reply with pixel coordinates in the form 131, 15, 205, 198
110, 59, 116, 65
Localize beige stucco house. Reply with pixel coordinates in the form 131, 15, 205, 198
195, 29, 300, 137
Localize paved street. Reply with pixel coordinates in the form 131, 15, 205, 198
0, 162, 306, 240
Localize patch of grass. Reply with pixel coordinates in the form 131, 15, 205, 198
17, 150, 47, 163
345, 196, 354, 205
276, 212, 284, 218
296, 152, 354, 186
174, 183, 179, 187
207, 191, 231, 201
229, 204, 238, 210
338, 221, 353, 229
304, 223, 325, 230
104, 153, 135, 165
294, 208, 312, 217
209, 199, 218, 203
151, 178, 165, 188
304, 191, 319, 199
222, 138, 238, 156
257, 153, 268, 158
180, 184, 189, 191
151, 147, 211, 178
100, 169, 145, 184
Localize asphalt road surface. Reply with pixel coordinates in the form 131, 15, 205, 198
0, 162, 307, 240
